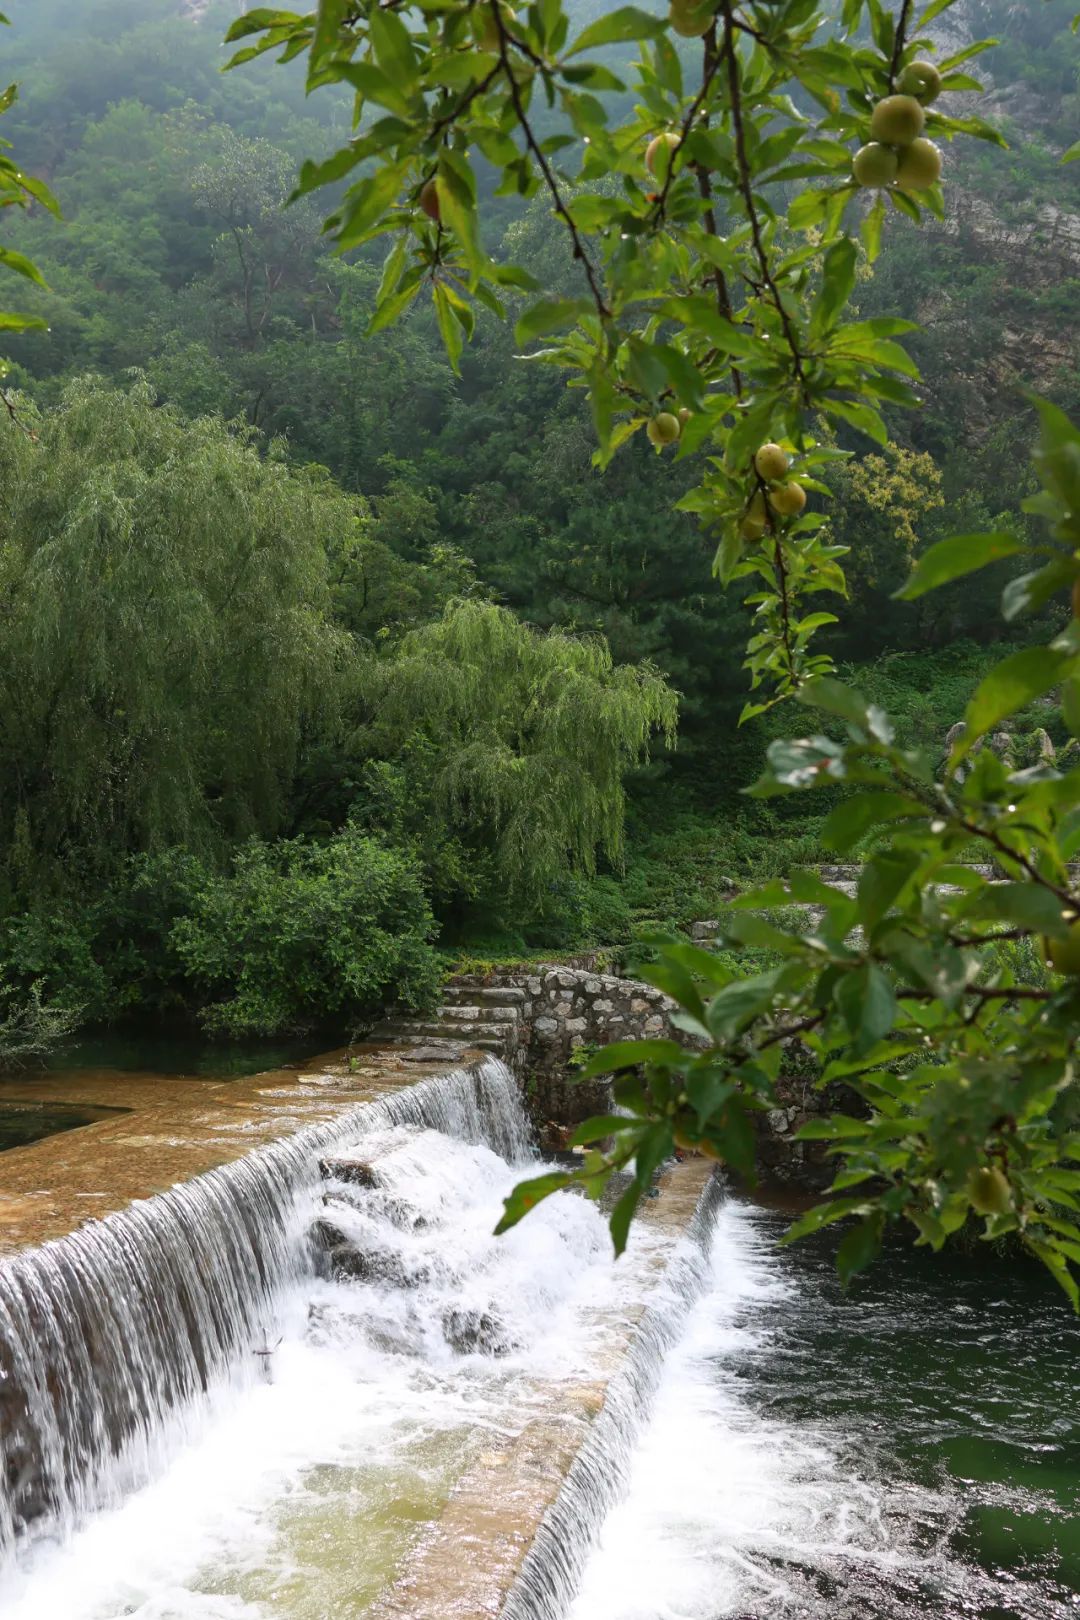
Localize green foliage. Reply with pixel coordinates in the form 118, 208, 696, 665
349, 598, 677, 905
0, 983, 82, 1071
226, 0, 1007, 715
170, 827, 439, 1037
0, 20, 57, 377
0, 376, 346, 888
500, 415, 1080, 1301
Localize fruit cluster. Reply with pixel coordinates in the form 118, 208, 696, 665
646, 406, 692, 448
740, 443, 805, 539
853, 61, 943, 194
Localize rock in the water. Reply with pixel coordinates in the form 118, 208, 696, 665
318, 1155, 378, 1187
402, 1044, 465, 1063
310, 1217, 423, 1287
441, 1307, 515, 1357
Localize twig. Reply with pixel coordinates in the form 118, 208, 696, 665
719, 0, 807, 396
693, 24, 744, 398
888, 0, 914, 90
493, 7, 610, 319
1, 387, 36, 439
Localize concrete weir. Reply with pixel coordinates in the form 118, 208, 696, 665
373, 1159, 722, 1620
0, 1043, 720, 1614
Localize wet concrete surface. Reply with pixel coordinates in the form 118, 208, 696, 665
0, 1046, 483, 1256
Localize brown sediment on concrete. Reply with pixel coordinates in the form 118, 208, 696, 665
371, 1158, 719, 1620
0, 1045, 484, 1257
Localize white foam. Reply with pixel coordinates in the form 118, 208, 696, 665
0, 1123, 668, 1620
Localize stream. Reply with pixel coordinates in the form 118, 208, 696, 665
572, 1199, 1080, 1620
0, 1049, 1076, 1619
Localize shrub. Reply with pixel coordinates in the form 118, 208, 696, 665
0, 982, 83, 1070
170, 827, 440, 1037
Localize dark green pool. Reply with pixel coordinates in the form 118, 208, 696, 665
0, 1101, 130, 1153
570, 1196, 1080, 1619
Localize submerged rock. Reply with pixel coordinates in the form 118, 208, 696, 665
441, 1306, 516, 1357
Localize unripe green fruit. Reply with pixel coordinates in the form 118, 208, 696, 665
967, 1165, 1012, 1217
1043, 918, 1080, 976
870, 94, 926, 146
770, 481, 807, 517
740, 490, 768, 540
754, 441, 790, 481
895, 138, 943, 192
898, 60, 942, 104
645, 131, 681, 180
669, 0, 712, 37
852, 141, 899, 189
418, 178, 440, 222
677, 406, 692, 426
647, 411, 681, 448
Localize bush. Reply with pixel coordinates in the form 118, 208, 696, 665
0, 983, 83, 1069
170, 827, 440, 1037
0, 907, 111, 1022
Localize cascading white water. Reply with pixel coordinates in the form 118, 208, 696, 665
499, 1174, 725, 1620
564, 1200, 1077, 1620
0, 1059, 527, 1562
0, 1057, 705, 1620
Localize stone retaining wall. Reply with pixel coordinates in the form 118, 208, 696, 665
451, 966, 679, 1125
450, 963, 840, 1184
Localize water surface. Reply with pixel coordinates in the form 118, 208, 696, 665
571, 1198, 1080, 1619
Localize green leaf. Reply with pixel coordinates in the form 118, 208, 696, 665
956, 647, 1074, 760
959, 882, 1071, 937
836, 963, 897, 1050
570, 1115, 646, 1146
225, 8, 303, 43
836, 1214, 884, 1287
783, 1196, 873, 1243
0, 311, 47, 332
369, 8, 418, 87
494, 1169, 573, 1234
812, 237, 857, 335
822, 791, 916, 853
609, 1179, 644, 1256
895, 532, 1021, 600
515, 297, 592, 344
861, 195, 885, 262
1001, 560, 1076, 623
0, 245, 46, 287
857, 852, 918, 930
433, 281, 464, 375
567, 6, 666, 56
576, 1039, 685, 1078
334, 161, 407, 249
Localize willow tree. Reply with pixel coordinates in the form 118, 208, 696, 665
350, 597, 677, 909
230, 2, 1080, 1297
0, 376, 351, 892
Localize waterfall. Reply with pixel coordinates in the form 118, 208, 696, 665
498, 1170, 725, 1620
0, 1056, 528, 1562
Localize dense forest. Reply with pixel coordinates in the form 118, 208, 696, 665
0, 0, 1078, 1050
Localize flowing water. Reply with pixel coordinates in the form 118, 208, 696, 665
5, 1058, 1076, 1620
568, 1198, 1080, 1620
0, 1058, 700, 1620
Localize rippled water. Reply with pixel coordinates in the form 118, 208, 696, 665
570, 1199, 1080, 1620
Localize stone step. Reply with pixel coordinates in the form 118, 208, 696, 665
375, 1033, 510, 1055
373, 1019, 516, 1044
443, 985, 527, 1008
436, 1004, 519, 1024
